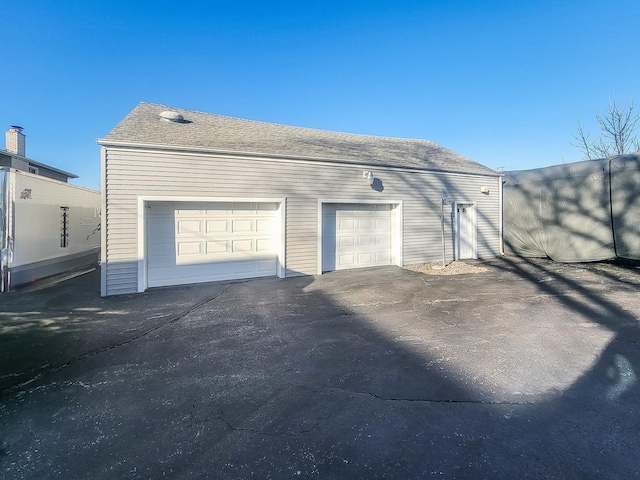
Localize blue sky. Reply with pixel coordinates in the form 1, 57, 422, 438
2, 0, 639, 189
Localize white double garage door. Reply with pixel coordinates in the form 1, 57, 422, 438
146, 201, 394, 288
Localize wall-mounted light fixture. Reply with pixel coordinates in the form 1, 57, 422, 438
363, 171, 375, 185
480, 186, 490, 194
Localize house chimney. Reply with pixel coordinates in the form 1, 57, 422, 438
6, 126, 26, 156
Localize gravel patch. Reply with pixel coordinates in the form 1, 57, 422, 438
403, 261, 488, 275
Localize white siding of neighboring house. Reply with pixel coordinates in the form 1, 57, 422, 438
102, 146, 501, 296
12, 172, 100, 269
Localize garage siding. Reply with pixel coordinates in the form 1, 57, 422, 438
103, 148, 501, 295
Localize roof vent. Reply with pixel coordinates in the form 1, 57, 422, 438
159, 111, 185, 123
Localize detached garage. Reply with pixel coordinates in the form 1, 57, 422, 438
98, 103, 502, 296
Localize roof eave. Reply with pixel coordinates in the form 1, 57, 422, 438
0, 148, 78, 178
26, 158, 79, 178
96, 138, 499, 177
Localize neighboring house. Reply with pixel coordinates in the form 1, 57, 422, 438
0, 127, 101, 291
0, 126, 77, 182
503, 154, 640, 262
98, 102, 502, 296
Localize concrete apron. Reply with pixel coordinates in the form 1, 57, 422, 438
1, 257, 640, 479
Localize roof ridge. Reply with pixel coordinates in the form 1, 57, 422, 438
137, 101, 441, 146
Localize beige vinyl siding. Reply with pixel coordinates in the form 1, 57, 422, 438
284, 199, 317, 276
475, 176, 503, 258
104, 148, 500, 295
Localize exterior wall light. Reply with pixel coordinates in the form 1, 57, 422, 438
480, 186, 490, 194
363, 171, 375, 185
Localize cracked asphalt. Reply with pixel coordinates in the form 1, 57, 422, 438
1, 256, 640, 479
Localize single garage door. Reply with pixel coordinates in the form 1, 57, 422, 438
147, 201, 278, 287
322, 203, 391, 272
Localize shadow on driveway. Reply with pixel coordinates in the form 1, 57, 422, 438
1, 257, 639, 479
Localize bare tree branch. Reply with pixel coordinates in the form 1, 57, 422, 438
572, 123, 597, 160
572, 98, 640, 160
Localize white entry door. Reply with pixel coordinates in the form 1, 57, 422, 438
146, 201, 278, 288
322, 203, 391, 271
456, 203, 476, 259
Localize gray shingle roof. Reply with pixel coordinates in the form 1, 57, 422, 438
99, 102, 497, 176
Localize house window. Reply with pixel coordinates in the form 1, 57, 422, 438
28, 166, 39, 175
60, 207, 69, 248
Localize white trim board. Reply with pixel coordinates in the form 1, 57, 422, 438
453, 201, 478, 260
100, 147, 108, 296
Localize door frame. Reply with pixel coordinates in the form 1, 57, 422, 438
317, 199, 403, 274
453, 201, 477, 260
137, 196, 286, 293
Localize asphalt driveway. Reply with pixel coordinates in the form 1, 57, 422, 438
1, 257, 640, 479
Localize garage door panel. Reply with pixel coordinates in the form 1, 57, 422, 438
358, 253, 372, 264
256, 238, 273, 252
147, 202, 278, 287
338, 254, 355, 267
256, 218, 273, 232
177, 241, 203, 256
206, 220, 229, 233
339, 236, 355, 247
231, 219, 252, 233
376, 251, 390, 262
206, 240, 229, 254
177, 220, 202, 234
376, 235, 389, 246
232, 239, 253, 253
339, 219, 355, 230
358, 235, 372, 246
